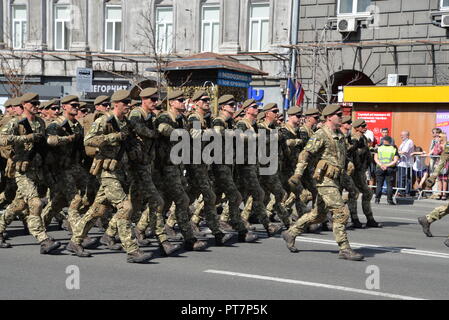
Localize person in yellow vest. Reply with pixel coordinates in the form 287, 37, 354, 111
374, 136, 399, 205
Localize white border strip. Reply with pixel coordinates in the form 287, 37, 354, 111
204, 270, 426, 300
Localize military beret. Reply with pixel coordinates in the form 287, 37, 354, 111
257, 111, 266, 121
242, 99, 257, 109
4, 98, 13, 108
263, 103, 278, 112
233, 108, 246, 119
130, 99, 141, 107
61, 95, 79, 105
94, 95, 110, 106
321, 104, 341, 117
304, 108, 320, 116
40, 100, 52, 109
79, 102, 88, 108
20, 93, 39, 104
42, 99, 59, 109
341, 115, 352, 124
167, 90, 185, 101
111, 90, 132, 103
10, 98, 21, 106
191, 89, 209, 102
140, 87, 159, 98
217, 94, 235, 106
353, 119, 367, 128
287, 106, 302, 116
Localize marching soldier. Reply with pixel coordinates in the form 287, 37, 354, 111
67, 90, 152, 263
283, 104, 364, 261
0, 93, 61, 254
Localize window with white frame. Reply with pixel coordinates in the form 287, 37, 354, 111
337, 0, 371, 15
201, 6, 220, 52
249, 3, 270, 52
442, 0, 449, 10
12, 5, 27, 49
105, 6, 122, 52
54, 5, 70, 50
156, 7, 173, 54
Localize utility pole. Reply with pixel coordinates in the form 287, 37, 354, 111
287, 0, 300, 116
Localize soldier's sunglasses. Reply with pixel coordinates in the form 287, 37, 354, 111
201, 98, 211, 103
228, 102, 236, 107
270, 109, 279, 113
150, 97, 159, 102
177, 98, 186, 103
30, 101, 40, 106
336, 113, 343, 118
101, 103, 111, 107
361, 124, 367, 128
50, 107, 60, 111
70, 103, 80, 108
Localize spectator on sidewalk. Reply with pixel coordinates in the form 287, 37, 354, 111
436, 133, 449, 200
429, 128, 443, 173
379, 128, 395, 146
397, 131, 414, 196
411, 146, 428, 192
374, 136, 399, 205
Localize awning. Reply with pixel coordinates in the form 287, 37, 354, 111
344, 86, 449, 103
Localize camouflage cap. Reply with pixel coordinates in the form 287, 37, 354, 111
20, 92, 40, 104
79, 102, 88, 108
167, 90, 185, 101
342, 115, 352, 124
257, 111, 266, 121
40, 100, 52, 109
139, 87, 158, 98
321, 104, 341, 117
217, 94, 235, 106
287, 106, 302, 116
353, 119, 367, 128
242, 98, 257, 109
233, 108, 246, 119
11, 97, 22, 106
111, 90, 132, 103
304, 108, 320, 116
130, 99, 141, 107
94, 95, 110, 106
263, 103, 278, 112
61, 95, 79, 105
191, 89, 209, 102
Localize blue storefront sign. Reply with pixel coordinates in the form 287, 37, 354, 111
217, 69, 252, 88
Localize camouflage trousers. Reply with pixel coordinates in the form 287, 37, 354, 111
159, 165, 195, 242
280, 169, 309, 218
0, 170, 49, 243
351, 169, 374, 221
0, 176, 17, 207
426, 203, 449, 223
288, 177, 351, 250
127, 164, 167, 243
260, 172, 291, 227
213, 165, 247, 233
71, 169, 139, 254
237, 165, 270, 228
41, 166, 83, 229
340, 172, 360, 221
186, 164, 220, 234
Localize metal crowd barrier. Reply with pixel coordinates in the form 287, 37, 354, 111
415, 154, 449, 200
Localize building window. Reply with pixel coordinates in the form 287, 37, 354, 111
105, 6, 122, 52
442, 0, 449, 10
12, 5, 27, 49
54, 5, 70, 50
156, 7, 173, 54
338, 0, 371, 15
201, 6, 220, 52
249, 3, 270, 52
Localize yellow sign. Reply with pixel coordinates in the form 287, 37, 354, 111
344, 86, 449, 103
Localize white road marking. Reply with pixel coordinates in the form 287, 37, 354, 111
379, 216, 417, 222
204, 270, 426, 300
283, 237, 449, 260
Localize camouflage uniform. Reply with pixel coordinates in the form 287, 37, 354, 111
297, 124, 317, 206
286, 125, 353, 250
70, 113, 140, 254
0, 116, 53, 244
41, 116, 85, 229
0, 114, 18, 208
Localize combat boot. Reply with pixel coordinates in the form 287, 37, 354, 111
348, 219, 364, 229
237, 231, 258, 243
308, 223, 322, 233
282, 231, 299, 253
61, 219, 71, 232
266, 223, 282, 237
22, 220, 29, 235
184, 239, 207, 251
190, 221, 207, 238
418, 216, 433, 237
0, 233, 11, 248
81, 236, 99, 249
219, 220, 234, 232
133, 227, 151, 246
66, 241, 92, 257
127, 249, 153, 263
145, 228, 155, 239
242, 219, 256, 231
365, 219, 382, 228
164, 224, 183, 241
444, 238, 449, 248
95, 218, 105, 233
159, 241, 182, 257
338, 248, 364, 261
100, 234, 123, 251
214, 232, 233, 246
40, 238, 61, 254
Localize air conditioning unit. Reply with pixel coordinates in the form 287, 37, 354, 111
337, 17, 357, 33
441, 15, 449, 27
387, 74, 408, 86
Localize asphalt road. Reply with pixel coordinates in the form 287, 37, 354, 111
0, 198, 448, 300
